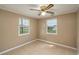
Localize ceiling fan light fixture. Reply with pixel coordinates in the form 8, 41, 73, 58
41, 11, 46, 16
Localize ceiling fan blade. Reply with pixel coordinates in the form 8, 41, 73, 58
45, 4, 54, 10
30, 9, 40, 11
46, 11, 54, 14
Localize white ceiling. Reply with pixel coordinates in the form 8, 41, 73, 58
0, 4, 79, 19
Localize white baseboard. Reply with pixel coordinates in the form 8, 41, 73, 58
37, 39, 77, 50
0, 40, 36, 55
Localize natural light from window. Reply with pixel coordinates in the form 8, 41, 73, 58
46, 18, 57, 34
19, 17, 30, 36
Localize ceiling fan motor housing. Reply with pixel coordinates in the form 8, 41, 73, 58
40, 6, 47, 11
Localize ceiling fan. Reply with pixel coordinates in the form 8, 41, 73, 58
30, 4, 54, 16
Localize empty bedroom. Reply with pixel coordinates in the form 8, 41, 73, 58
0, 4, 79, 55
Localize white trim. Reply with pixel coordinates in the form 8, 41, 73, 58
18, 33, 30, 36
37, 39, 77, 50
0, 40, 36, 55
46, 33, 57, 35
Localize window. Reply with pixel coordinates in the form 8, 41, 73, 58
18, 17, 30, 36
46, 18, 57, 34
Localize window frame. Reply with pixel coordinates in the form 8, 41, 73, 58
46, 18, 57, 35
18, 17, 30, 36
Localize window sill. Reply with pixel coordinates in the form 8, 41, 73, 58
18, 33, 30, 36
46, 33, 57, 35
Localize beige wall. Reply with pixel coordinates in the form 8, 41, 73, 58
77, 11, 79, 54
38, 13, 77, 48
0, 9, 37, 52
0, 9, 77, 52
